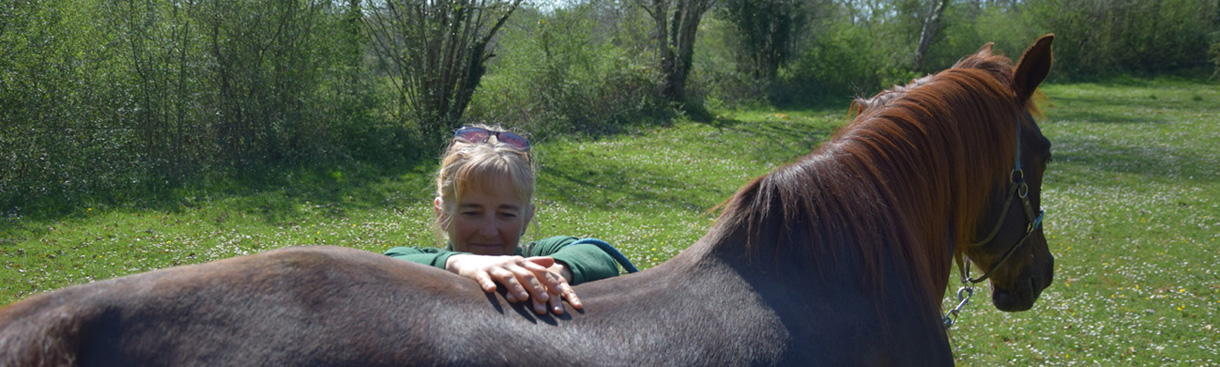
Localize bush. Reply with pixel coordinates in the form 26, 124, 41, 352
465, 5, 668, 139
1022, 0, 1218, 79
777, 18, 919, 103
1210, 42, 1220, 81
0, 0, 391, 215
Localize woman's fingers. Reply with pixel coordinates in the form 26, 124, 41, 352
488, 265, 535, 305
548, 291, 564, 315
452, 255, 580, 315
473, 271, 498, 293
526, 257, 581, 313
508, 263, 552, 315
558, 281, 582, 310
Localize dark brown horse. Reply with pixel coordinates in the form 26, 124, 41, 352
0, 34, 1057, 366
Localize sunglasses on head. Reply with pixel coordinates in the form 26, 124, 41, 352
454, 126, 530, 151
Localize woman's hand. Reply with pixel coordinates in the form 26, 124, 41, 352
444, 254, 582, 315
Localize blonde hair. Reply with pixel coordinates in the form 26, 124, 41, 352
433, 124, 537, 244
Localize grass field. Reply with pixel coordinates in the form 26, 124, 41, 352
2, 77, 1218, 365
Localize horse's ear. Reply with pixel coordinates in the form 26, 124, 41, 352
976, 42, 994, 56
1013, 34, 1054, 102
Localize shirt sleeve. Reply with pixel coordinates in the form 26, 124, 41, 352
383, 246, 460, 270
524, 236, 621, 285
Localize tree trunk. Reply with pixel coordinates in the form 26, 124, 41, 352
913, 0, 949, 73
650, 0, 711, 103
365, 0, 521, 140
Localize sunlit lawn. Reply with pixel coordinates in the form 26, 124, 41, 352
1, 77, 1217, 365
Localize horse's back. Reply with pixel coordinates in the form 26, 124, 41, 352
0, 246, 479, 366
0, 246, 954, 366
567, 252, 954, 366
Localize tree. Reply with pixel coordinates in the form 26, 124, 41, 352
912, 0, 949, 73
720, 0, 806, 82
633, 0, 714, 103
364, 0, 523, 139
113, 0, 198, 178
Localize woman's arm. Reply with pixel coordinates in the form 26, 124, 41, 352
526, 236, 621, 284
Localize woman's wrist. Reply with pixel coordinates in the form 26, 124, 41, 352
551, 261, 573, 283
443, 254, 469, 273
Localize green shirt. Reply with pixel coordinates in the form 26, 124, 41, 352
383, 236, 620, 285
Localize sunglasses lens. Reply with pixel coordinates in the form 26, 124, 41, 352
498, 132, 530, 151
454, 127, 529, 151
455, 127, 490, 143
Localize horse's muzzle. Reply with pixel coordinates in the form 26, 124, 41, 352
991, 253, 1054, 312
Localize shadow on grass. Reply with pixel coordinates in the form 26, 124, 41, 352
538, 107, 847, 215
698, 109, 847, 165
1050, 134, 1218, 184
3, 152, 438, 242
217, 160, 438, 227
1045, 96, 1217, 125
1042, 78, 1220, 125
540, 160, 734, 214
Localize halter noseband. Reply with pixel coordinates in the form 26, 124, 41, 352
944, 113, 1046, 328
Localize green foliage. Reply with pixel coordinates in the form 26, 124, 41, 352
717, 0, 805, 81
0, 0, 399, 216
465, 4, 668, 138
687, 15, 760, 109
363, 0, 525, 142
1210, 41, 1220, 80
1021, 0, 1218, 79
777, 14, 919, 101
1, 0, 138, 214
728, 0, 1220, 105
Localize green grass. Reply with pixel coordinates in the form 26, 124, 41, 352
2, 78, 1218, 365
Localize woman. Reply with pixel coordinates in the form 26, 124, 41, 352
385, 124, 622, 316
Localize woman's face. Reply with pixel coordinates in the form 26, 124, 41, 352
442, 186, 533, 255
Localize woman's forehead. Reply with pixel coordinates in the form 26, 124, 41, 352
458, 185, 527, 208
458, 169, 528, 199
446, 151, 534, 206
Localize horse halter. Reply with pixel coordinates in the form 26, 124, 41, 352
962, 112, 1046, 284
944, 112, 1046, 328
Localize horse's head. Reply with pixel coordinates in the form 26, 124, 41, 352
961, 34, 1056, 312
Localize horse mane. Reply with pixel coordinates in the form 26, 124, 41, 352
713, 49, 1039, 308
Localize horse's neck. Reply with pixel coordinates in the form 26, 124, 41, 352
706, 137, 957, 302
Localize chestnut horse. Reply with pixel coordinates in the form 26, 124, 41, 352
0, 35, 1056, 366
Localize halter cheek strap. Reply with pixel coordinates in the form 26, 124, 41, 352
945, 113, 1047, 328
960, 113, 1045, 283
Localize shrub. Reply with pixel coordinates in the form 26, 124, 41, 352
1210, 41, 1220, 81
465, 5, 668, 139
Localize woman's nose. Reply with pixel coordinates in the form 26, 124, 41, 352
478, 219, 499, 236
